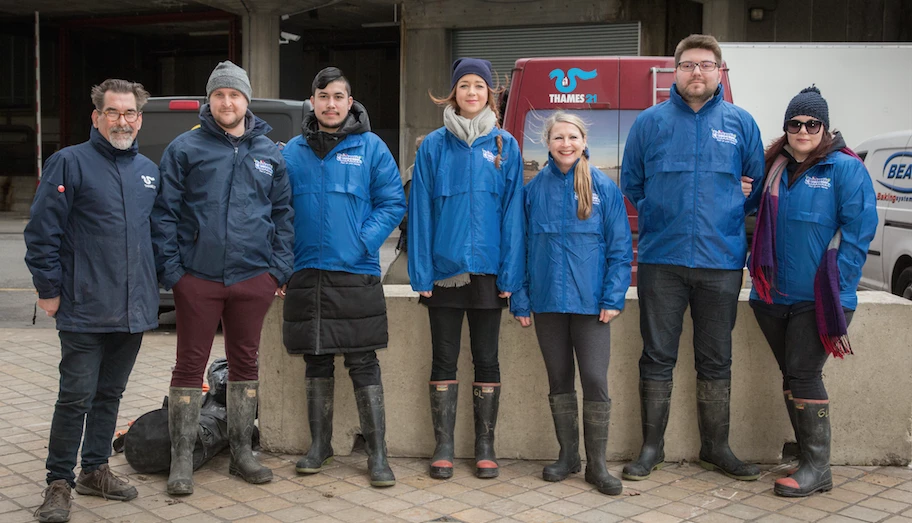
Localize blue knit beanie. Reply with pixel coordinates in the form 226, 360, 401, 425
451, 58, 494, 90
784, 85, 829, 130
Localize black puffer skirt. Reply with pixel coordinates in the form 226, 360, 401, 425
283, 268, 388, 355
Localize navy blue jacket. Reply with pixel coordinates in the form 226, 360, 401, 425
621, 84, 764, 269
153, 106, 295, 290
408, 126, 525, 293
282, 110, 405, 276
24, 127, 159, 333
511, 159, 633, 316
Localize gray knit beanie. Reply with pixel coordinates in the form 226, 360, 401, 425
784, 85, 829, 130
206, 61, 252, 102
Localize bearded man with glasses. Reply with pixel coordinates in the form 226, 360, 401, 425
25, 79, 159, 523
620, 34, 765, 482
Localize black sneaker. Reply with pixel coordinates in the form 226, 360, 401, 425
35, 479, 72, 523
75, 464, 138, 501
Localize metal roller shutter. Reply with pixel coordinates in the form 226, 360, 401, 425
452, 23, 640, 85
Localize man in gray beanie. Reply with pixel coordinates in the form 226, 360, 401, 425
152, 60, 295, 495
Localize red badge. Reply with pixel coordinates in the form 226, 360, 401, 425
57, 185, 65, 193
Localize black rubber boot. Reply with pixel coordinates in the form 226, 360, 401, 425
622, 380, 672, 480
296, 378, 335, 474
782, 390, 800, 466
774, 400, 833, 497
428, 381, 458, 479
473, 383, 501, 479
227, 381, 273, 484
696, 379, 760, 481
354, 385, 396, 487
543, 393, 581, 482
582, 400, 623, 495
167, 387, 202, 495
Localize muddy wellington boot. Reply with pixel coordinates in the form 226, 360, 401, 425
354, 385, 396, 487
582, 400, 623, 495
428, 381, 458, 479
542, 393, 581, 482
696, 379, 760, 481
622, 380, 672, 480
296, 378, 335, 474
473, 383, 501, 479
774, 400, 833, 497
227, 381, 273, 484
167, 387, 202, 495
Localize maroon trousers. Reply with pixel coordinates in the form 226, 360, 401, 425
170, 272, 277, 388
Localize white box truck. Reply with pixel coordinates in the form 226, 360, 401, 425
720, 43, 912, 149
856, 130, 912, 299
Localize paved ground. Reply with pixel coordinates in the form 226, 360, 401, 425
2, 329, 912, 523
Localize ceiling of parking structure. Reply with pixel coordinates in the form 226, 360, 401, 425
0, 0, 399, 18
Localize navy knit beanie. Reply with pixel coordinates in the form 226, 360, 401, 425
451, 58, 494, 90
784, 85, 829, 130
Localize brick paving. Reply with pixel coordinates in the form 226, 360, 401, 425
1, 328, 912, 523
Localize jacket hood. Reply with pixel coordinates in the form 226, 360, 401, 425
302, 100, 371, 138
89, 126, 139, 160
199, 103, 272, 142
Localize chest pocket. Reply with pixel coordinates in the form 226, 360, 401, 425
433, 155, 505, 198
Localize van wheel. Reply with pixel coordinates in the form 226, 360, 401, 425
896, 267, 912, 300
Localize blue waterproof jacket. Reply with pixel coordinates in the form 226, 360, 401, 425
282, 110, 406, 276
24, 127, 159, 333
621, 84, 764, 269
510, 159, 633, 317
749, 150, 877, 309
408, 126, 525, 293
153, 106, 295, 290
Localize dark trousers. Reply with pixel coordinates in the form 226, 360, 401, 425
637, 263, 742, 381
47, 331, 143, 486
753, 305, 853, 400
428, 307, 501, 383
171, 272, 276, 388
304, 351, 382, 389
533, 313, 611, 402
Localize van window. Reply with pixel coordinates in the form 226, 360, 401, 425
521, 109, 642, 186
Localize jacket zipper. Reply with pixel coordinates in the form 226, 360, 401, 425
562, 172, 569, 309
692, 114, 699, 266
469, 144, 477, 270
315, 270, 323, 354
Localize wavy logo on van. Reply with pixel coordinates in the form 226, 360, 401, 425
878, 151, 912, 193
549, 68, 598, 93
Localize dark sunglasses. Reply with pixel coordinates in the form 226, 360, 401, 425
785, 119, 824, 135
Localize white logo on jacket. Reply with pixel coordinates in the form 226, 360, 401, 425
482, 149, 496, 164
711, 128, 738, 146
337, 153, 363, 166
805, 176, 832, 189
253, 159, 274, 176
141, 175, 156, 189
573, 193, 601, 205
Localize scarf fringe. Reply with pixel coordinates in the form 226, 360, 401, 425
821, 334, 853, 359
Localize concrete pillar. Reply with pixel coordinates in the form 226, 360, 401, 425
242, 12, 281, 99
697, 0, 747, 42
399, 26, 449, 171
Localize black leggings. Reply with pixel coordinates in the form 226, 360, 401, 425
304, 350, 382, 389
533, 313, 611, 402
428, 307, 501, 383
752, 304, 853, 400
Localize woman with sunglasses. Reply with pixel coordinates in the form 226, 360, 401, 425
408, 58, 525, 480
748, 86, 877, 497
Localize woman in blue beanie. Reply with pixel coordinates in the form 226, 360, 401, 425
748, 85, 877, 497
408, 58, 525, 480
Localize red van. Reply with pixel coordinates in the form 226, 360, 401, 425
502, 57, 733, 285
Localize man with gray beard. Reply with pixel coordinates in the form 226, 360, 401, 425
25, 79, 159, 523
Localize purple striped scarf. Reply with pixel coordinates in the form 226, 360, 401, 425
749, 150, 858, 358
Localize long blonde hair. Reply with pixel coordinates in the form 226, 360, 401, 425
543, 112, 592, 220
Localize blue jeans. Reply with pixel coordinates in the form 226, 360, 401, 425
637, 264, 742, 381
46, 331, 142, 486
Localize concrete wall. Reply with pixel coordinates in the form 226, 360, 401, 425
259, 288, 912, 466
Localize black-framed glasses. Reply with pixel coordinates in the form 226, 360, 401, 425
785, 119, 824, 135
100, 109, 140, 123
677, 61, 718, 72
